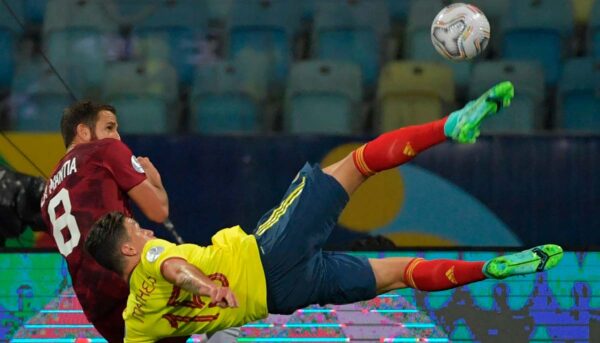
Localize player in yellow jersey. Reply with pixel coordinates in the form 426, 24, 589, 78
85, 82, 563, 342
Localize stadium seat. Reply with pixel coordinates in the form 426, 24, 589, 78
0, 0, 25, 91
206, 0, 233, 23
24, 0, 47, 24
501, 0, 574, 86
11, 60, 71, 131
557, 58, 600, 131
285, 60, 362, 134
313, 0, 390, 89
572, 0, 595, 25
0, 0, 25, 32
405, 0, 472, 92
229, 0, 298, 79
191, 61, 261, 133
405, 0, 444, 59
469, 61, 545, 132
300, 0, 316, 22
591, 0, 600, 57
44, 0, 115, 33
376, 61, 454, 132
387, 0, 411, 24
227, 0, 300, 92
133, 0, 208, 86
103, 60, 178, 134
0, 30, 16, 92
43, 0, 118, 98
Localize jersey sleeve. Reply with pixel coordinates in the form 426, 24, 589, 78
101, 139, 147, 192
140, 239, 189, 280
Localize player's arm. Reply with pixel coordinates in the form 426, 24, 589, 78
103, 139, 169, 223
128, 157, 169, 223
161, 258, 239, 308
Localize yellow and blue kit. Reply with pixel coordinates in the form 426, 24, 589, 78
124, 163, 377, 341
123, 227, 268, 342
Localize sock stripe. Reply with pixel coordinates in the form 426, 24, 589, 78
352, 146, 369, 175
353, 145, 376, 176
404, 258, 424, 289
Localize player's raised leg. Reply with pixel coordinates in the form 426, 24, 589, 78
323, 81, 515, 195
369, 244, 563, 294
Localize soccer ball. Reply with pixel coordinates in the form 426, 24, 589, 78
431, 3, 490, 60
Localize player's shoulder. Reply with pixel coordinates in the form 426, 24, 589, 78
142, 239, 177, 262
71, 138, 131, 157
96, 138, 132, 151
87, 139, 135, 163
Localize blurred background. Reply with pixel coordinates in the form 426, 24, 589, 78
0, 0, 598, 342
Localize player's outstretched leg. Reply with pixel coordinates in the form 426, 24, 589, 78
483, 244, 564, 279
369, 243, 563, 294
324, 81, 514, 195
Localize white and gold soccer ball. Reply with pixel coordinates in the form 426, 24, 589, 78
431, 3, 490, 60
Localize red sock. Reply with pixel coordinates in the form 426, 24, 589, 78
352, 117, 448, 176
404, 258, 486, 291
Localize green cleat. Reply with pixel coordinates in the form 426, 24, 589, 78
444, 81, 515, 143
483, 244, 564, 279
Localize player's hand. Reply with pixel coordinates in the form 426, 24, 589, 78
208, 286, 239, 309
136, 157, 163, 187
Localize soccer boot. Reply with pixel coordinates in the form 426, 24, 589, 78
445, 81, 514, 143
483, 244, 564, 279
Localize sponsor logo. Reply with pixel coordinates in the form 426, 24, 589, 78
446, 266, 458, 285
403, 142, 416, 157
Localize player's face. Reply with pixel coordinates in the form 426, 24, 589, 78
123, 217, 155, 254
93, 110, 120, 141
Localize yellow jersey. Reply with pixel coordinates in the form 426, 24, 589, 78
123, 226, 268, 342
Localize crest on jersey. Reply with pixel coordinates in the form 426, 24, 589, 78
146, 246, 164, 263
131, 156, 145, 174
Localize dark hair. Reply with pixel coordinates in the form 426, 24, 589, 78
61, 100, 116, 148
85, 212, 128, 275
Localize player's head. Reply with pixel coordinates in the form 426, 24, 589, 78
61, 100, 120, 148
85, 212, 155, 276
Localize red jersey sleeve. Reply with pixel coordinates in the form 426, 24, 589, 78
102, 139, 147, 192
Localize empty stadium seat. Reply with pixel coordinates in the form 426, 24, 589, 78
469, 61, 545, 132
24, 0, 47, 24
501, 0, 574, 86
0, 0, 25, 31
558, 58, 600, 131
405, 0, 472, 92
387, 0, 411, 24
405, 0, 444, 60
285, 60, 362, 134
11, 60, 71, 131
0, 0, 25, 91
0, 30, 16, 92
133, 0, 209, 86
43, 0, 118, 98
590, 0, 600, 57
313, 0, 390, 89
376, 61, 454, 132
103, 60, 178, 134
227, 0, 300, 91
572, 0, 595, 25
206, 0, 233, 23
191, 61, 261, 133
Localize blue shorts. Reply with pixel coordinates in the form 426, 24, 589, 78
253, 163, 377, 314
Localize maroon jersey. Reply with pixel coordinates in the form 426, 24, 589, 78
40, 138, 147, 323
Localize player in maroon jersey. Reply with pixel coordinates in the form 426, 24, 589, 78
39, 100, 173, 342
